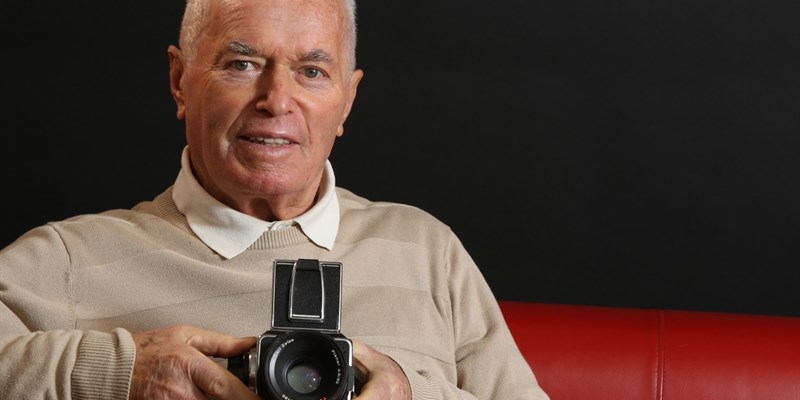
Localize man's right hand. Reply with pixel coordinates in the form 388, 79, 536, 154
130, 325, 260, 400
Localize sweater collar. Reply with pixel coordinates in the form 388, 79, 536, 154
172, 146, 339, 259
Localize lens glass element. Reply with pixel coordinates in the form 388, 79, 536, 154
286, 362, 322, 394
265, 331, 351, 399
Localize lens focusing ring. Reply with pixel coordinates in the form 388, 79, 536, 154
264, 331, 350, 400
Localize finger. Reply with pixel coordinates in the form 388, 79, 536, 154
190, 353, 261, 400
184, 328, 258, 357
352, 338, 370, 358
350, 340, 411, 400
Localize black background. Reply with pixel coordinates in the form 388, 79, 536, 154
3, 2, 799, 316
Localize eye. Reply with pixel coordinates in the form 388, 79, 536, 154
300, 67, 325, 79
229, 60, 254, 72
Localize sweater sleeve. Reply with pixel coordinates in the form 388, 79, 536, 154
0, 329, 136, 399
0, 225, 136, 399
401, 232, 550, 400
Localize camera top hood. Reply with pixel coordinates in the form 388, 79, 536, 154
271, 259, 343, 333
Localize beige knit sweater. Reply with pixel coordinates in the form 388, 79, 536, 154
0, 187, 548, 400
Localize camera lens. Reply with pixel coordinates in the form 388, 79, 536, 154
286, 362, 322, 393
264, 331, 351, 400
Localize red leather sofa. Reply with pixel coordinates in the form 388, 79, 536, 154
499, 301, 800, 400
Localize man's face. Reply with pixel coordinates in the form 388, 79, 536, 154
171, 0, 362, 219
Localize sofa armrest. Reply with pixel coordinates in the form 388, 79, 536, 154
499, 301, 800, 400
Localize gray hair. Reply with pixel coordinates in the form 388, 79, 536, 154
178, 0, 358, 71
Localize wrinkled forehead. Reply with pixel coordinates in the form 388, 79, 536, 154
214, 0, 347, 36
182, 0, 354, 69
209, 0, 348, 56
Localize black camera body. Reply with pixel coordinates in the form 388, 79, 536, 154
228, 259, 355, 400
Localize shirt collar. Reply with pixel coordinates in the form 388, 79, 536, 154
172, 146, 339, 259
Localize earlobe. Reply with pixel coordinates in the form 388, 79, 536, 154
174, 98, 186, 120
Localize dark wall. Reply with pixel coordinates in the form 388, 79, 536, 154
3, 2, 799, 316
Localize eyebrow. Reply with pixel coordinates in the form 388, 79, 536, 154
225, 41, 334, 64
302, 49, 334, 64
227, 40, 258, 56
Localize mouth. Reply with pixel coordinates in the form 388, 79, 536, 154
241, 136, 292, 146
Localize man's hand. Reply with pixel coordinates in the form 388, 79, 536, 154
130, 325, 260, 400
351, 339, 412, 400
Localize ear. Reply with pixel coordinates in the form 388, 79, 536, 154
337, 68, 364, 137
167, 45, 187, 120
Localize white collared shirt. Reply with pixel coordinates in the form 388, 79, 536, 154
172, 146, 339, 259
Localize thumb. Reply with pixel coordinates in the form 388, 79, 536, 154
187, 330, 258, 357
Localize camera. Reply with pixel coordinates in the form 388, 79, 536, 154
228, 259, 356, 400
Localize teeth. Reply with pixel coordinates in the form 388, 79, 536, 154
245, 137, 290, 146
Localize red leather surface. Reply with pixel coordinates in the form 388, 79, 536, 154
499, 301, 800, 400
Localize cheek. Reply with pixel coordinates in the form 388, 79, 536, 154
194, 87, 250, 141
311, 111, 346, 147
320, 100, 350, 131
205, 83, 245, 115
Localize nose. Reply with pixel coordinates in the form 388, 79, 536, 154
254, 68, 295, 116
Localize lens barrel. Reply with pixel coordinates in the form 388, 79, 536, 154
262, 331, 352, 400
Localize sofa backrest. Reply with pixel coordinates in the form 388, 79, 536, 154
499, 301, 800, 400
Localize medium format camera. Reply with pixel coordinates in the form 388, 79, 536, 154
228, 259, 356, 400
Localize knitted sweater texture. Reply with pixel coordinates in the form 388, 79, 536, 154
0, 187, 548, 399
